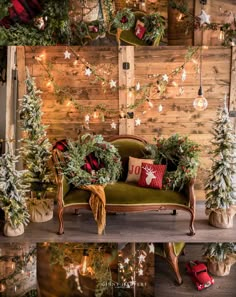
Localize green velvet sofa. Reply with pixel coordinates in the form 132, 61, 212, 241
53, 135, 196, 236
108, 11, 164, 46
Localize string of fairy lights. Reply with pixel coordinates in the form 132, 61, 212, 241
31, 46, 202, 130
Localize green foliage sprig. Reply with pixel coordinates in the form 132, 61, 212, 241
61, 134, 122, 187
145, 133, 200, 190
0, 0, 11, 19
203, 243, 236, 262
142, 13, 166, 45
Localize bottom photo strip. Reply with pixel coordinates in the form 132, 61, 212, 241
0, 242, 236, 297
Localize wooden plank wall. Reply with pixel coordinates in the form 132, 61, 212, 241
134, 46, 231, 198
23, 46, 119, 143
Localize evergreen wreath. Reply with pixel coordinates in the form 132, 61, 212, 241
145, 134, 200, 190
112, 8, 135, 31
61, 134, 122, 187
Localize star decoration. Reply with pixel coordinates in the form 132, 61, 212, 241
111, 121, 117, 129
162, 74, 169, 82
138, 254, 146, 264
119, 263, 124, 269
136, 82, 141, 91
181, 69, 187, 81
138, 269, 144, 276
64, 50, 71, 59
148, 243, 155, 254
135, 118, 141, 126
198, 10, 211, 25
109, 80, 117, 88
158, 104, 163, 112
85, 67, 92, 76
179, 87, 184, 96
124, 258, 130, 264
129, 280, 136, 287
85, 114, 90, 122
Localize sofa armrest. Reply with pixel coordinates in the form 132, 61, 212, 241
182, 179, 196, 210
52, 149, 70, 204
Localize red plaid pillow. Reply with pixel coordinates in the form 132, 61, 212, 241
0, 0, 41, 27
138, 163, 166, 189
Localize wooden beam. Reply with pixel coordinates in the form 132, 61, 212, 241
118, 46, 135, 135
16, 46, 26, 168
5, 46, 16, 153
229, 46, 236, 128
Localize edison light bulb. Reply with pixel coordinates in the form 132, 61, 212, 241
193, 95, 208, 111
80, 250, 89, 276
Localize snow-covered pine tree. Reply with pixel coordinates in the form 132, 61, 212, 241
205, 96, 236, 212
0, 150, 30, 228
19, 68, 52, 198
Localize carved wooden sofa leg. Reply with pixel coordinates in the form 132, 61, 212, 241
187, 209, 195, 236
57, 206, 64, 235
164, 243, 184, 285
172, 210, 177, 215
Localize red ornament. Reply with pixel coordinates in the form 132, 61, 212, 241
92, 26, 99, 33
121, 16, 128, 23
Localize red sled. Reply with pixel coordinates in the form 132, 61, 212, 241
186, 261, 214, 291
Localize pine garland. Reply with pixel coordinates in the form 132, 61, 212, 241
0, 151, 30, 228
19, 68, 53, 197
205, 98, 236, 210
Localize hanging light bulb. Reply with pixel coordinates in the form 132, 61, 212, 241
218, 27, 225, 41
193, 86, 208, 111
193, 46, 208, 111
93, 109, 99, 119
79, 249, 89, 276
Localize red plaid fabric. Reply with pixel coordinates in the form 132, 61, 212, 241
0, 0, 42, 27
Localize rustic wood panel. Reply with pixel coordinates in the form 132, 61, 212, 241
23, 46, 119, 143
194, 0, 236, 46
134, 46, 231, 199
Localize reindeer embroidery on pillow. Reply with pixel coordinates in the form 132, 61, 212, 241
138, 163, 167, 189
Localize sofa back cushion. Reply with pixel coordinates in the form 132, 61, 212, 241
109, 137, 147, 181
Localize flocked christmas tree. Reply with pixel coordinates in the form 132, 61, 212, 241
0, 148, 30, 229
19, 68, 53, 198
205, 96, 236, 227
